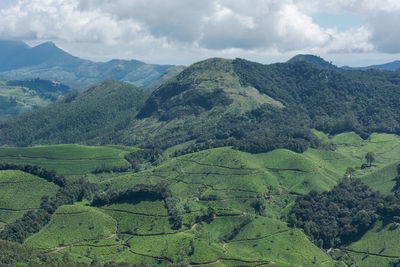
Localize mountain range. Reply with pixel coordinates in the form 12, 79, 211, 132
0, 40, 183, 89
2, 57, 400, 152
1, 52, 400, 266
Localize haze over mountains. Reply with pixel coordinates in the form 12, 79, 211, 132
0, 40, 180, 89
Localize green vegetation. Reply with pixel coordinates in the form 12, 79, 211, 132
0, 170, 59, 223
0, 78, 70, 118
288, 54, 340, 70
25, 204, 115, 249
1, 132, 400, 265
0, 80, 150, 146
1, 55, 400, 266
0, 144, 136, 176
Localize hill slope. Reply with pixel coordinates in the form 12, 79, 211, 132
0, 40, 175, 89
0, 80, 150, 146
0, 78, 71, 118
2, 57, 400, 154
288, 54, 340, 70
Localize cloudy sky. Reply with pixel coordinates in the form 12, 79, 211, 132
0, 0, 399, 66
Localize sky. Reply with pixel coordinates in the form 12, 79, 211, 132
0, 0, 400, 66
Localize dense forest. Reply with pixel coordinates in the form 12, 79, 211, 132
1, 59, 400, 155
0, 80, 150, 146
289, 178, 400, 249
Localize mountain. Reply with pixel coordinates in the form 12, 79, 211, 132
0, 80, 150, 145
2, 57, 400, 154
0, 40, 176, 89
342, 60, 400, 71
0, 78, 71, 118
288, 54, 340, 70
3, 57, 400, 266
146, 65, 186, 90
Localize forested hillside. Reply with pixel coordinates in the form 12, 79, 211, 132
0, 80, 150, 145
1, 58, 400, 154
0, 78, 71, 118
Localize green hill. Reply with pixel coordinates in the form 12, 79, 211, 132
288, 54, 340, 70
1, 57, 400, 266
0, 144, 136, 176
0, 170, 59, 225
0, 132, 399, 265
2, 57, 400, 153
0, 78, 71, 118
0, 80, 150, 146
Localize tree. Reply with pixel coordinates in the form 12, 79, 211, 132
365, 152, 375, 167
397, 163, 400, 177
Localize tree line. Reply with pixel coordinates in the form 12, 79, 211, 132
289, 178, 400, 249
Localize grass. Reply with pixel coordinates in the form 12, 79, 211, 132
0, 170, 59, 223
0, 80, 54, 118
0, 144, 137, 176
2, 131, 400, 266
25, 204, 116, 249
343, 220, 400, 266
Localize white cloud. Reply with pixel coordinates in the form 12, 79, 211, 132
0, 0, 399, 64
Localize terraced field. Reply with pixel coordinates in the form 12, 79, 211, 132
0, 144, 136, 176
2, 132, 400, 266
0, 170, 59, 224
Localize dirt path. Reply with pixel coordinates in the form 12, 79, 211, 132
0, 179, 46, 184
226, 229, 290, 243
0, 207, 38, 211
177, 158, 260, 172
265, 167, 310, 173
121, 222, 200, 237
187, 258, 275, 266
341, 248, 400, 259
47, 218, 119, 254
100, 207, 169, 217
127, 248, 174, 264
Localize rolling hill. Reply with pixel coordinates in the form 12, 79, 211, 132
0, 80, 150, 146
0, 78, 71, 118
0, 40, 178, 89
2, 57, 400, 153
1, 56, 400, 266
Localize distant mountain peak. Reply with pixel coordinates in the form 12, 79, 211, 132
288, 54, 339, 70
0, 39, 176, 89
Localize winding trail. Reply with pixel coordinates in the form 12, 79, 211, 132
226, 229, 290, 243
127, 248, 174, 264
177, 158, 260, 172
265, 167, 310, 173
121, 222, 200, 237
187, 258, 275, 266
0, 179, 46, 184
341, 248, 400, 259
0, 207, 38, 211
100, 207, 169, 217
46, 218, 119, 254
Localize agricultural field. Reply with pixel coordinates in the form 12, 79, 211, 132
2, 132, 400, 265
25, 204, 116, 249
341, 220, 400, 266
0, 80, 53, 118
0, 170, 59, 223
0, 144, 136, 176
